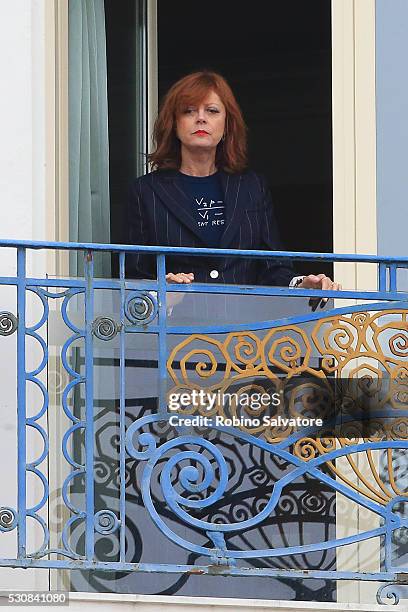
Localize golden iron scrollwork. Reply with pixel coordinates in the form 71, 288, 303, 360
167, 309, 408, 503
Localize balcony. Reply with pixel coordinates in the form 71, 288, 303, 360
0, 239, 407, 605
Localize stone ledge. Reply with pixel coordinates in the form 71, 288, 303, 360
68, 592, 408, 612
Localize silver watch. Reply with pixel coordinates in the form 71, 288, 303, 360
289, 275, 306, 288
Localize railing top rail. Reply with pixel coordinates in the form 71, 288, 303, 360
0, 237, 407, 265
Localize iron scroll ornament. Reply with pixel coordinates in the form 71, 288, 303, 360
0, 507, 17, 532
92, 316, 121, 341
0, 311, 18, 335
125, 291, 158, 326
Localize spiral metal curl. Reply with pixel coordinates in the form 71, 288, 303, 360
144, 437, 251, 533
92, 316, 120, 341
0, 312, 18, 336
376, 583, 401, 605
125, 292, 157, 325
94, 510, 120, 535
125, 415, 160, 460
0, 507, 17, 532
389, 331, 408, 357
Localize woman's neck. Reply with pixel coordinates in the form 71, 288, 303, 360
179, 147, 217, 177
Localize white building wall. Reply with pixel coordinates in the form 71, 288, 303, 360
0, 0, 49, 592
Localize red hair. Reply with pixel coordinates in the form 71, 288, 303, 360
148, 71, 248, 173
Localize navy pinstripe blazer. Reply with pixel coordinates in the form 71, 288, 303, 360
126, 169, 295, 286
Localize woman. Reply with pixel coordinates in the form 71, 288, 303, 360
127, 71, 340, 303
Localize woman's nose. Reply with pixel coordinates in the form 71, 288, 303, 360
197, 109, 206, 122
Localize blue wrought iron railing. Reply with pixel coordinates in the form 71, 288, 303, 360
0, 239, 408, 605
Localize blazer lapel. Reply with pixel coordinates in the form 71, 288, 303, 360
219, 171, 247, 248
148, 170, 248, 248
149, 170, 206, 243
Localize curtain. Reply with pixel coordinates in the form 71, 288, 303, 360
69, 0, 111, 278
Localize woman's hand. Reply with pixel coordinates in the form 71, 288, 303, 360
166, 272, 194, 284
165, 273, 194, 312
298, 274, 341, 291
298, 274, 342, 310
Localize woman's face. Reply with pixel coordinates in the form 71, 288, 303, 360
176, 91, 226, 152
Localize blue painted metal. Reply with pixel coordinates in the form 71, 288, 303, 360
1, 238, 408, 603
60, 286, 87, 559
157, 254, 167, 414
379, 262, 387, 291
16, 248, 27, 558
3, 276, 408, 302
0, 557, 399, 581
0, 237, 407, 265
389, 264, 398, 292
119, 251, 126, 563
84, 251, 95, 561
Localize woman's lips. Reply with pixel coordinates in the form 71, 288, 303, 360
194, 130, 209, 135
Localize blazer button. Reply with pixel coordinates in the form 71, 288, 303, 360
210, 270, 219, 279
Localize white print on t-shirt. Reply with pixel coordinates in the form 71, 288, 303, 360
195, 197, 225, 227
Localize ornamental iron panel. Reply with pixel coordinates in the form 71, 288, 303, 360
0, 240, 407, 604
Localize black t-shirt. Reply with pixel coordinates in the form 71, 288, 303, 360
178, 171, 225, 247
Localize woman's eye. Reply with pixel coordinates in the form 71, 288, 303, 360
185, 108, 195, 114
208, 108, 219, 113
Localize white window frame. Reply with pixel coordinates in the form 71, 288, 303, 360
332, 0, 378, 605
